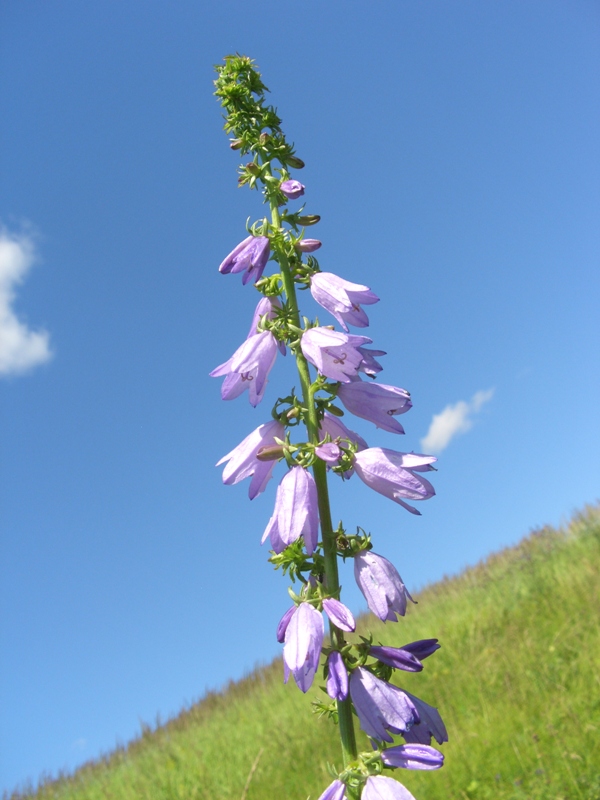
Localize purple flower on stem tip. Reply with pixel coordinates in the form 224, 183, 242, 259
326, 651, 349, 701
217, 419, 285, 499
317, 780, 347, 800
369, 646, 423, 673
295, 238, 322, 253
310, 272, 379, 332
381, 743, 444, 770
354, 551, 414, 622
280, 179, 305, 199
323, 598, 356, 632
337, 382, 412, 434
362, 776, 417, 800
276, 606, 295, 643
301, 327, 372, 383
210, 331, 278, 407
219, 235, 270, 285
349, 667, 418, 743
283, 602, 324, 692
401, 691, 448, 746
358, 347, 386, 377
261, 466, 319, 554
353, 448, 436, 515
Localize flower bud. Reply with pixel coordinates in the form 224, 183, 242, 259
295, 238, 322, 253
287, 155, 305, 169
296, 214, 320, 226
246, 162, 261, 176
255, 445, 286, 462
259, 132, 270, 145
229, 138, 243, 150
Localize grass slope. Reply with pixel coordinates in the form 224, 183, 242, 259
10, 505, 600, 800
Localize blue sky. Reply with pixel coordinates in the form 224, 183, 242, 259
1, 0, 599, 791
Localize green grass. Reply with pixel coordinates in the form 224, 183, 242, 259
9, 504, 600, 800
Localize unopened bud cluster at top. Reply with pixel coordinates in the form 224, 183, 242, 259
212, 55, 447, 800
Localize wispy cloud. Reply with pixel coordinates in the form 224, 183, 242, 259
0, 227, 53, 377
421, 389, 494, 453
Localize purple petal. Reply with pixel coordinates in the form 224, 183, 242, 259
276, 607, 296, 643
317, 780, 347, 800
217, 420, 285, 499
369, 646, 423, 672
326, 651, 349, 701
362, 776, 417, 800
381, 743, 444, 770
323, 598, 356, 632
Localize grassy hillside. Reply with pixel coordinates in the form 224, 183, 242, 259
9, 505, 600, 800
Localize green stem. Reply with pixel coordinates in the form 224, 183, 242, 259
263, 164, 358, 766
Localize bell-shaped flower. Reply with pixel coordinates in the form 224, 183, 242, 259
261, 466, 319, 554
323, 598, 356, 632
319, 412, 368, 452
280, 179, 305, 199
210, 330, 278, 407
217, 420, 285, 499
326, 651, 349, 701
358, 346, 386, 377
295, 238, 322, 253
219, 235, 270, 285
283, 602, 324, 692
353, 448, 436, 515
369, 646, 423, 673
381, 743, 444, 770
349, 667, 419, 743
317, 780, 347, 800
301, 327, 372, 383
337, 382, 412, 434
310, 272, 379, 332
400, 691, 448, 746
362, 776, 417, 800
354, 551, 414, 622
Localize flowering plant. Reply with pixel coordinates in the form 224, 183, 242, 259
212, 55, 447, 800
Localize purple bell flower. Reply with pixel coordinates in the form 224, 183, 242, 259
353, 448, 436, 515
349, 667, 419, 743
323, 598, 356, 632
401, 691, 448, 746
310, 272, 379, 331
357, 347, 386, 377
381, 743, 444, 770
399, 639, 441, 661
219, 235, 270, 285
310, 272, 379, 332
326, 651, 349, 701
317, 780, 347, 800
261, 466, 319, 554
369, 646, 423, 673
217, 420, 285, 499
337, 382, 412, 434
247, 296, 286, 355
283, 602, 324, 692
301, 327, 372, 383
295, 238, 322, 253
362, 776, 417, 800
210, 331, 278, 407
276, 606, 296, 643
280, 179, 305, 199
354, 551, 414, 622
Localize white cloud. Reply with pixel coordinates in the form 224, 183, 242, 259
421, 388, 494, 453
0, 228, 53, 377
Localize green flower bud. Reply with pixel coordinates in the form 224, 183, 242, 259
287, 155, 305, 169
296, 215, 321, 226
229, 138, 243, 150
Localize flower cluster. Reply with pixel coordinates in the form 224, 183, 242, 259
213, 55, 447, 800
